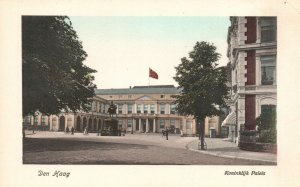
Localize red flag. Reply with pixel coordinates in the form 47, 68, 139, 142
149, 68, 158, 79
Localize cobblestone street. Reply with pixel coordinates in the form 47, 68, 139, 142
23, 131, 274, 165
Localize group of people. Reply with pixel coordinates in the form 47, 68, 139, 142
64, 126, 91, 135
162, 128, 169, 140
65, 126, 75, 135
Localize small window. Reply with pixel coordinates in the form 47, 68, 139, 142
170, 119, 175, 129
118, 104, 123, 114
170, 104, 176, 114
25, 116, 31, 123
128, 95, 132, 99
127, 119, 132, 128
34, 116, 38, 124
261, 105, 276, 113
261, 56, 276, 85
160, 119, 165, 129
127, 104, 132, 114
137, 104, 141, 114
42, 115, 46, 126
260, 17, 276, 42
160, 95, 164, 98
109, 96, 113, 98
160, 104, 165, 114
150, 104, 155, 114
144, 104, 148, 114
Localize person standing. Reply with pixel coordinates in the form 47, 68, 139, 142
83, 127, 87, 135
165, 128, 169, 140
71, 127, 74, 135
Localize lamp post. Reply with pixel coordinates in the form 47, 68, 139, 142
33, 111, 39, 134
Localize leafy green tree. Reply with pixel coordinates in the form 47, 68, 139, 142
256, 107, 276, 143
22, 16, 97, 116
173, 41, 229, 149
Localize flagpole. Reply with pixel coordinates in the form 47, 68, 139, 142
148, 72, 150, 87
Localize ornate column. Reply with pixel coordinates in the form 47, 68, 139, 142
133, 118, 136, 131
146, 118, 149, 132
153, 118, 156, 133
139, 118, 142, 132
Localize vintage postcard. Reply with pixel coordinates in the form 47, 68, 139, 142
1, 0, 300, 187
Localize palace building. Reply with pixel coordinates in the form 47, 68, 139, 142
23, 85, 197, 136
222, 16, 277, 143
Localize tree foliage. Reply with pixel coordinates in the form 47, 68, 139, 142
173, 41, 229, 120
256, 107, 277, 143
22, 16, 97, 116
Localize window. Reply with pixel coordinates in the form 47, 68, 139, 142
25, 116, 31, 123
137, 104, 141, 114
127, 119, 132, 128
170, 119, 175, 129
170, 104, 176, 114
160, 95, 164, 98
127, 104, 132, 114
128, 95, 132, 99
261, 105, 276, 113
160, 104, 165, 114
160, 119, 165, 129
109, 96, 113, 98
34, 116, 38, 124
150, 104, 155, 114
118, 104, 123, 114
144, 104, 148, 114
261, 56, 276, 85
42, 115, 46, 126
260, 17, 276, 42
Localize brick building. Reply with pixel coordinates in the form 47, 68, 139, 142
222, 16, 277, 143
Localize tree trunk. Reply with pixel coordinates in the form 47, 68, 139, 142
198, 118, 205, 150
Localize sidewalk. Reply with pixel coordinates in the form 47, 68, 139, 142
186, 138, 277, 164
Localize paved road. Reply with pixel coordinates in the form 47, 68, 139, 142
23, 132, 273, 165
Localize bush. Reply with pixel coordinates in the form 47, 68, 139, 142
256, 107, 276, 143
240, 130, 257, 137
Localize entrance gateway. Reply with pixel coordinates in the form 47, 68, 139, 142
59, 116, 65, 131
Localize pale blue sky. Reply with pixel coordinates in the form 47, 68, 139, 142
70, 16, 230, 89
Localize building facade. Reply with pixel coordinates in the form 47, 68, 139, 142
95, 85, 196, 136
23, 85, 197, 136
23, 95, 110, 133
222, 16, 277, 143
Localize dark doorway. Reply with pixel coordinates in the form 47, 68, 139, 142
88, 118, 92, 131
135, 119, 139, 131
83, 117, 87, 130
98, 119, 102, 131
59, 116, 65, 131
149, 119, 153, 132
76, 116, 81, 131
93, 118, 97, 132
142, 119, 146, 132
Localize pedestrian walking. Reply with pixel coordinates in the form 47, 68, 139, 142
66, 127, 69, 134
71, 127, 74, 135
83, 127, 87, 135
165, 128, 169, 140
